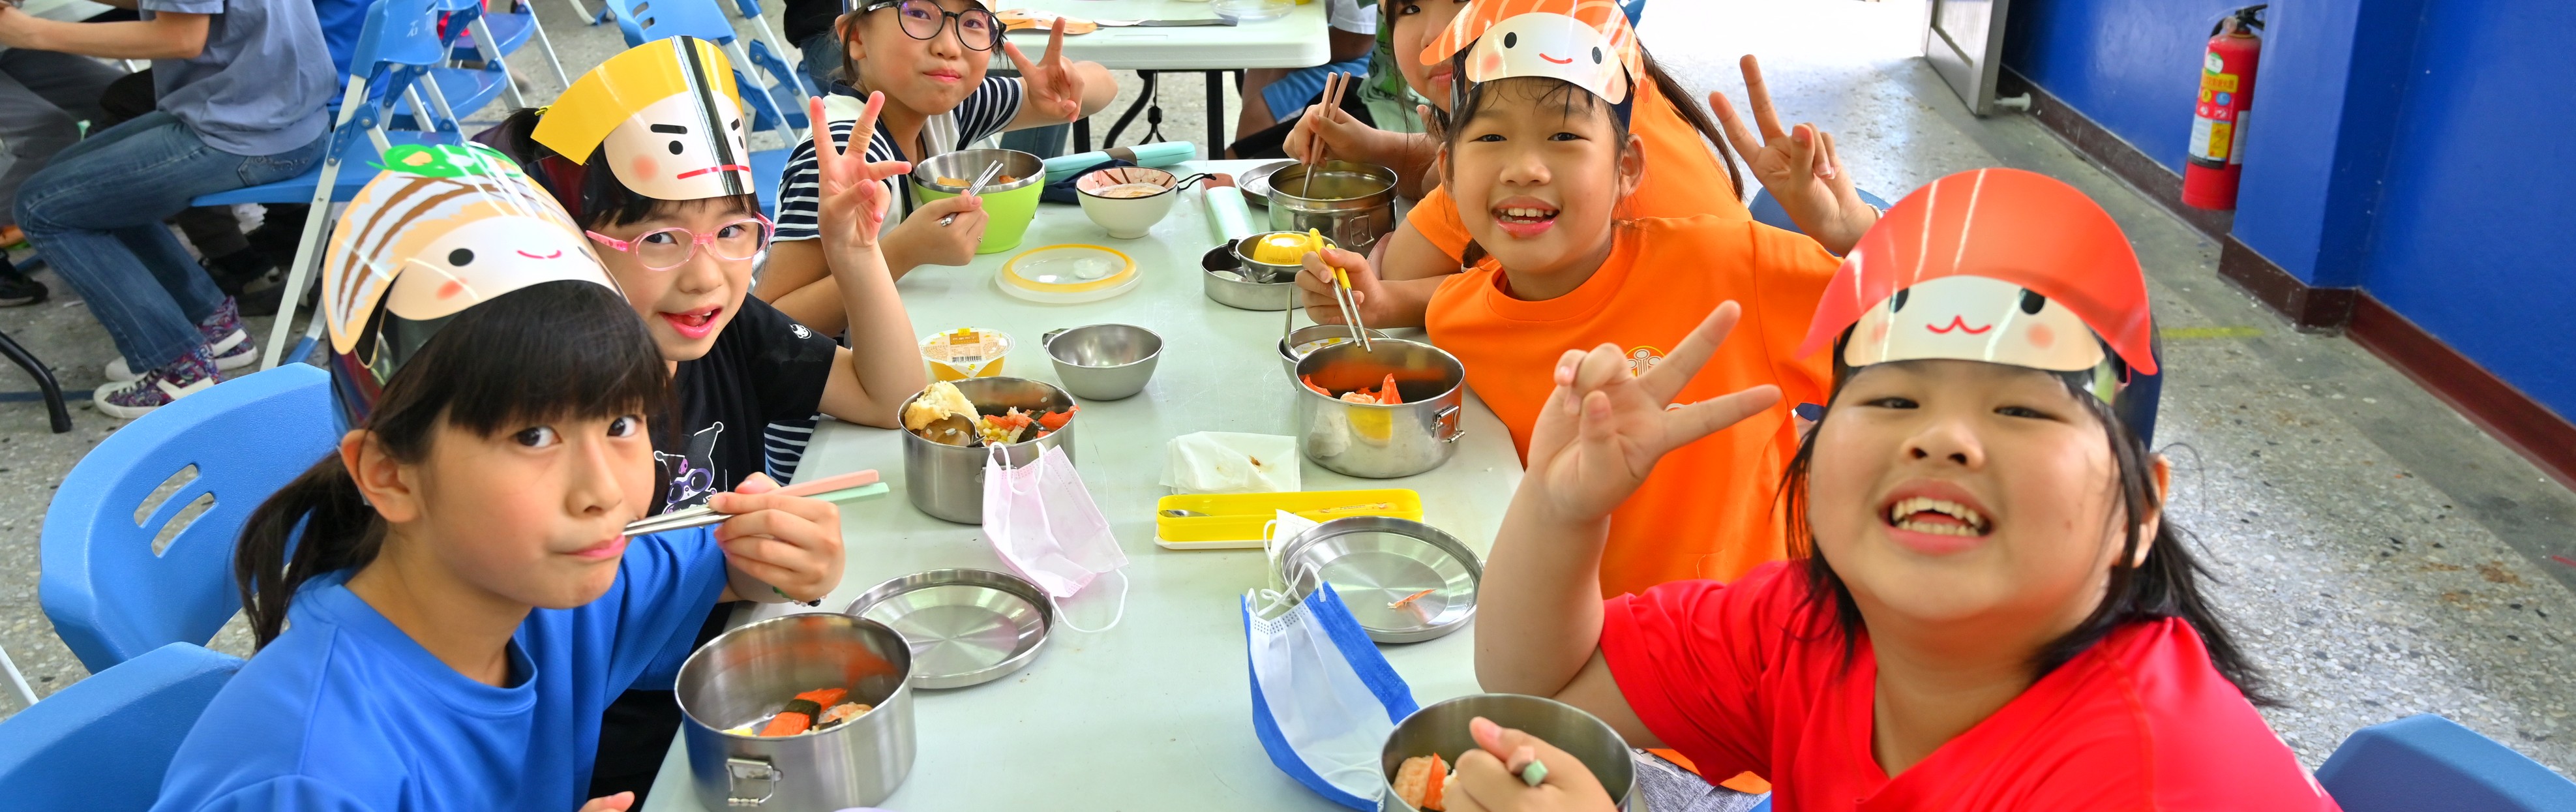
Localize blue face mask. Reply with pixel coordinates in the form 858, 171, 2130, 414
1243, 583, 1420, 809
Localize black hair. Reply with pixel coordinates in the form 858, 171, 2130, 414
234, 281, 671, 649
483, 108, 758, 230
1428, 46, 1745, 269
1775, 355, 2271, 704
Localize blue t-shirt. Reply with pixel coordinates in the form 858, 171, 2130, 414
312, 0, 368, 77
145, 0, 335, 156
149, 528, 729, 812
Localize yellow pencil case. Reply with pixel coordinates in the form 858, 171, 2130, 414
1153, 489, 1423, 550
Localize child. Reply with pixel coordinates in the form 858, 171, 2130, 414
1463, 169, 2336, 812
1293, 3, 1880, 327
1228, 0, 1379, 151
758, 1, 1115, 331
1307, 3, 1839, 597
149, 155, 846, 812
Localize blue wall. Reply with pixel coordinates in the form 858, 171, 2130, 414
2005, 0, 2576, 422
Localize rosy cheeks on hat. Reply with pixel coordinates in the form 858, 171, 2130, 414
438, 280, 466, 299
631, 156, 659, 181
1478, 50, 1504, 76
2025, 322, 2058, 350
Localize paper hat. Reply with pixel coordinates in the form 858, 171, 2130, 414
322, 143, 623, 425
1797, 168, 2158, 414
530, 37, 754, 200
1420, 0, 1643, 104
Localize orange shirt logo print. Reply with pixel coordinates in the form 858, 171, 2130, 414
1626, 344, 1662, 376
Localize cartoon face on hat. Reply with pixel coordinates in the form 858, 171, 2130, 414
323, 143, 623, 425
1421, 0, 1642, 104
1800, 167, 2157, 391
530, 37, 753, 200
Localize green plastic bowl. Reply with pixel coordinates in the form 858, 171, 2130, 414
911, 149, 1046, 254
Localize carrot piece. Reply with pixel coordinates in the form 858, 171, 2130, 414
1302, 374, 1332, 397
1036, 405, 1079, 431
796, 687, 848, 708
758, 711, 812, 736
1422, 759, 1448, 810
1377, 374, 1404, 405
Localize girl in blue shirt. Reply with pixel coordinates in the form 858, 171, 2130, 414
148, 154, 848, 812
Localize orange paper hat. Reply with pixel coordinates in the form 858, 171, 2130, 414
1797, 168, 2157, 378
1420, 0, 1643, 104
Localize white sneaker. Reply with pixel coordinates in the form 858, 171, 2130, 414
106, 329, 255, 381
94, 363, 217, 420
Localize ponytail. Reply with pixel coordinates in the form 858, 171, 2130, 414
1640, 53, 1746, 203
234, 455, 385, 648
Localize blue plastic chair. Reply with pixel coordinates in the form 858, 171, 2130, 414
603, 0, 813, 137
721, 0, 821, 97
437, 0, 573, 98
0, 643, 243, 812
2317, 714, 2576, 811
39, 365, 337, 673
197, 0, 505, 369
1746, 187, 1892, 241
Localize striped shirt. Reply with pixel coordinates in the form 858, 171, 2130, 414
762, 78, 1025, 482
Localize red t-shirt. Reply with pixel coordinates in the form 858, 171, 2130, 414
1601, 562, 2339, 812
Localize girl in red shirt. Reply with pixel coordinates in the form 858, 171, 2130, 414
1454, 169, 2338, 812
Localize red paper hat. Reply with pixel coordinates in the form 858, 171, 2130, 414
1419, 0, 1643, 104
1797, 168, 2157, 377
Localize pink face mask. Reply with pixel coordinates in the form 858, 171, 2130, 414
983, 445, 1128, 631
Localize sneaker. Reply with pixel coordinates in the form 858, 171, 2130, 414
106, 297, 255, 380
95, 346, 218, 420
0, 266, 42, 307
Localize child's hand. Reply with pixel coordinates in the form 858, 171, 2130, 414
882, 199, 986, 269
575, 792, 634, 812
1521, 302, 1783, 525
1282, 72, 1382, 164
1441, 717, 1618, 812
810, 94, 914, 250
1295, 246, 1383, 325
709, 473, 846, 605
1707, 55, 1877, 254
1004, 18, 1086, 124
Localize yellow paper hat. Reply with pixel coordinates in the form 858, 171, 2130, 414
532, 37, 754, 200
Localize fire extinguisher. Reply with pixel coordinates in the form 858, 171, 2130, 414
2183, 5, 2264, 209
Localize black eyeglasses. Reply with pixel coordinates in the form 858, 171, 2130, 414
856, 0, 1000, 52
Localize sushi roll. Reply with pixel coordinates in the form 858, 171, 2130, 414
1392, 753, 1452, 810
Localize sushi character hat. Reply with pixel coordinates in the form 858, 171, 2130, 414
1420, 0, 1643, 106
1797, 168, 2162, 434
322, 143, 623, 427
530, 37, 753, 201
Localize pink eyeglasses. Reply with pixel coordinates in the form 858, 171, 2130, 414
585, 215, 775, 271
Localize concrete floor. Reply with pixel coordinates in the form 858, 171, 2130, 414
3, 0, 2569, 777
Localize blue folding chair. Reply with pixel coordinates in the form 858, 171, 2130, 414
603, 0, 812, 138
2318, 714, 2576, 811
194, 0, 504, 369
39, 365, 337, 673
0, 643, 243, 812
721, 0, 820, 97
438, 0, 571, 102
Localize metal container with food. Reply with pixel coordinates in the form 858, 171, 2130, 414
1292, 339, 1467, 479
1043, 323, 1161, 400
911, 149, 1045, 253
1268, 160, 1398, 254
676, 614, 917, 811
845, 568, 1054, 689
1203, 239, 1301, 311
900, 377, 1079, 524
1278, 323, 1392, 381
1275, 516, 1479, 643
1379, 694, 1636, 811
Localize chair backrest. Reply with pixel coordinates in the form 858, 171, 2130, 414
605, 0, 741, 46
0, 643, 244, 812
2317, 714, 2576, 811
40, 365, 337, 672
1746, 187, 1892, 237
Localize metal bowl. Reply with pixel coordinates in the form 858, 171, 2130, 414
1278, 323, 1392, 382
845, 569, 1053, 690
1379, 694, 1635, 811
1268, 160, 1398, 253
1238, 159, 1296, 208
1043, 323, 1161, 400
676, 614, 916, 810
1275, 516, 1479, 644
899, 377, 1077, 524
1204, 242, 1300, 311
909, 149, 1044, 196
1294, 339, 1468, 479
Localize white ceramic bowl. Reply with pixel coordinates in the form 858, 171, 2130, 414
1076, 166, 1182, 239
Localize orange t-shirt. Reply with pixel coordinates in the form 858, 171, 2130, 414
1410, 78, 1750, 262
1429, 215, 1836, 597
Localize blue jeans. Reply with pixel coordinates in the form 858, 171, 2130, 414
16, 111, 325, 372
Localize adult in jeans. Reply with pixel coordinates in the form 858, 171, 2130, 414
0, 0, 333, 419
0, 48, 121, 307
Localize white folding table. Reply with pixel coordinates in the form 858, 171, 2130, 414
1000, 1, 1333, 155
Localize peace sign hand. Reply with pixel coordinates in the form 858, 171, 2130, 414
1707, 55, 1877, 254
810, 93, 914, 250
1004, 18, 1085, 123
1520, 302, 1783, 525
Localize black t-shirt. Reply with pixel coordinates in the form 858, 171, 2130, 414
785, 0, 841, 49
655, 296, 839, 514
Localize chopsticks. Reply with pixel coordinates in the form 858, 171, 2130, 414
1308, 228, 1373, 352
624, 470, 882, 537
939, 160, 1007, 226
1298, 71, 1353, 198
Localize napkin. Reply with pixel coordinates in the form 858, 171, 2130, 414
1161, 432, 1299, 494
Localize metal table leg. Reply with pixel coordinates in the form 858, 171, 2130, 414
0, 327, 72, 433
1205, 70, 1227, 158
1101, 70, 1161, 149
